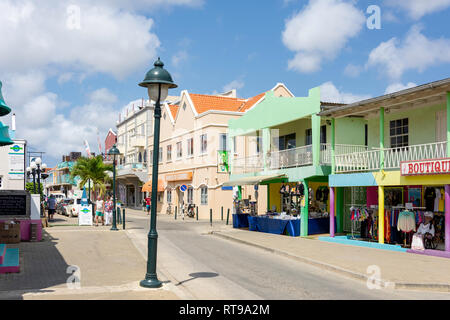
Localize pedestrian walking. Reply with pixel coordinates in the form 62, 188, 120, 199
104, 196, 113, 226
47, 194, 56, 221
145, 196, 151, 215
95, 195, 104, 227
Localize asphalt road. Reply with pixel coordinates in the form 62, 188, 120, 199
125, 211, 450, 300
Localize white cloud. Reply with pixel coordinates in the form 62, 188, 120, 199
385, 82, 417, 94
344, 64, 362, 77
171, 50, 188, 67
222, 80, 245, 93
385, 0, 450, 19
0, 1, 161, 79
89, 88, 118, 105
367, 25, 450, 80
282, 0, 365, 73
57, 73, 74, 85
319, 82, 371, 104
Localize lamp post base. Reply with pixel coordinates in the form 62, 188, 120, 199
110, 227, 119, 231
140, 278, 162, 289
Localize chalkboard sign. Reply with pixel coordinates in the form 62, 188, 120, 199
0, 191, 30, 217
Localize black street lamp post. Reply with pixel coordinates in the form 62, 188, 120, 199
27, 158, 47, 216
108, 145, 121, 231
139, 58, 177, 289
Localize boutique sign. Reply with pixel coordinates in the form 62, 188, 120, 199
401, 158, 450, 176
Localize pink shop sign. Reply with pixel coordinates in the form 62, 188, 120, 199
401, 158, 450, 176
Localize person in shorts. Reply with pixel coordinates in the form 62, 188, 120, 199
47, 194, 56, 221
145, 196, 151, 215
95, 196, 104, 227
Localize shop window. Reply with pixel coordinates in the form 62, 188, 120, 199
167, 189, 172, 203
187, 187, 193, 204
256, 136, 261, 154
159, 147, 163, 163
320, 125, 327, 144
200, 186, 208, 205
305, 126, 327, 145
187, 138, 194, 157
305, 129, 312, 146
167, 145, 172, 161
149, 150, 153, 164
390, 118, 409, 149
279, 133, 296, 150
177, 142, 182, 159
200, 134, 208, 154
219, 134, 227, 151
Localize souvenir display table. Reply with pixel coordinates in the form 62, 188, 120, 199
232, 214, 250, 228
246, 214, 332, 237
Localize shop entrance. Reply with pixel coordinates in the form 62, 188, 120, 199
343, 187, 366, 233
177, 187, 185, 216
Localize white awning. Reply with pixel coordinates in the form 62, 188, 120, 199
222, 174, 287, 187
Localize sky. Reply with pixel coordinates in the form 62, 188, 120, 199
0, 0, 449, 167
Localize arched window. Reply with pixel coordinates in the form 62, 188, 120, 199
138, 152, 142, 163
143, 149, 147, 163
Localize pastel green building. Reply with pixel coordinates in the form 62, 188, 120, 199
226, 86, 366, 236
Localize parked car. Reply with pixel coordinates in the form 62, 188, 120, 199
65, 198, 82, 217
56, 198, 72, 215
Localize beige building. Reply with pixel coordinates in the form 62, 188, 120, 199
148, 84, 293, 219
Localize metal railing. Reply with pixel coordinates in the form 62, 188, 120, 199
269, 145, 313, 169
335, 141, 447, 173
336, 149, 381, 173
232, 155, 264, 174
383, 141, 447, 169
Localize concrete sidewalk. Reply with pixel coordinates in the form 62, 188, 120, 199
211, 228, 450, 292
0, 215, 179, 300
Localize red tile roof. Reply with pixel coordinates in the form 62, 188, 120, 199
168, 104, 180, 120
189, 92, 266, 115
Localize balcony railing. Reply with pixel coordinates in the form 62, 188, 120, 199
383, 141, 447, 169
335, 142, 447, 173
118, 163, 147, 171
269, 145, 313, 169
233, 155, 264, 174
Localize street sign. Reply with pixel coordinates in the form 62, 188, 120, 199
180, 185, 187, 192
79, 187, 92, 226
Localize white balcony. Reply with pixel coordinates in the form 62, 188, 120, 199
335, 141, 447, 173
233, 155, 264, 174
269, 145, 313, 169
129, 135, 146, 148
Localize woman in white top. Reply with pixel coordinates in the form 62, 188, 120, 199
416, 212, 435, 240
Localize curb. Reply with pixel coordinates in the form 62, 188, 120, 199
212, 231, 450, 293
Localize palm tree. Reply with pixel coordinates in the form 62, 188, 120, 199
71, 156, 113, 200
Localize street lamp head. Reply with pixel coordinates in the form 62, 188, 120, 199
30, 162, 37, 170
139, 58, 177, 102
35, 157, 42, 165
26, 167, 31, 173
108, 144, 121, 157
42, 163, 47, 170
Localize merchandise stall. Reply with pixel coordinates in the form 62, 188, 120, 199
225, 175, 333, 237
340, 185, 447, 252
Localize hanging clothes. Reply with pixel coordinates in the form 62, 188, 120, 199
397, 210, 416, 233
439, 188, 445, 212
434, 188, 441, 212
384, 210, 391, 243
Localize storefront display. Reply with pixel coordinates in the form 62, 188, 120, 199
341, 185, 447, 251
